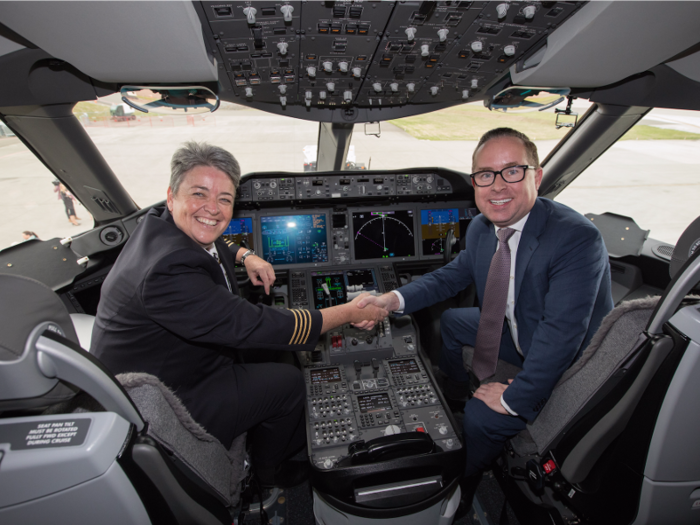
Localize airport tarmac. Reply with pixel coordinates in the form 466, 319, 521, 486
0, 106, 698, 251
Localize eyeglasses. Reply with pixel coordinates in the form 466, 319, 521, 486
469, 165, 536, 187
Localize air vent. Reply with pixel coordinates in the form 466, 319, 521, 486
652, 244, 675, 261
84, 186, 121, 216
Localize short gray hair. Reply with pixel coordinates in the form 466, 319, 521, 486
472, 127, 540, 171
170, 141, 241, 194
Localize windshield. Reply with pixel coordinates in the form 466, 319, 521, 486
1, 100, 698, 250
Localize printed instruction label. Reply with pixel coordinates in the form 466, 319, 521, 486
1, 419, 90, 450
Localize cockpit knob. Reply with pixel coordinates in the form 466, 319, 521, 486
373, 82, 382, 93
496, 3, 508, 19
319, 91, 327, 100
437, 28, 449, 42
326, 82, 335, 92
343, 90, 352, 103
504, 45, 515, 57
471, 78, 479, 89
305, 99, 312, 107
390, 82, 399, 93
305, 90, 313, 100
405, 27, 417, 42
471, 41, 483, 53
384, 425, 401, 436
338, 61, 349, 73
280, 4, 294, 22
421, 44, 430, 57
406, 83, 415, 93
278, 84, 287, 94
430, 86, 439, 96
323, 61, 333, 73
352, 67, 362, 78
277, 42, 288, 55
523, 5, 536, 19
245, 87, 253, 98
279, 96, 287, 107
243, 6, 257, 24
307, 66, 317, 78
462, 89, 469, 100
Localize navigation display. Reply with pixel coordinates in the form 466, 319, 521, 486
223, 217, 254, 251
352, 209, 415, 260
261, 213, 329, 265
357, 393, 392, 413
310, 367, 342, 384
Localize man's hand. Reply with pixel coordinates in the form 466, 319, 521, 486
320, 292, 389, 334
347, 292, 390, 325
472, 379, 514, 415
243, 255, 276, 294
353, 292, 400, 330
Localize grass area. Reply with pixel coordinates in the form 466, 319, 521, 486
73, 101, 111, 119
620, 125, 700, 140
390, 103, 700, 141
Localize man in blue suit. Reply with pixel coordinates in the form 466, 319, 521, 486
358, 128, 613, 503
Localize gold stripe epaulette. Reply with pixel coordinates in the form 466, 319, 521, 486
288, 308, 312, 345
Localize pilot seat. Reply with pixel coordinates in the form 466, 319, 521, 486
0, 274, 250, 525
485, 217, 700, 524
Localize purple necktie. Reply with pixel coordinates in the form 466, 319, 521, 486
473, 227, 516, 381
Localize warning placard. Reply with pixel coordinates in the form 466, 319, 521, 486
1, 419, 90, 450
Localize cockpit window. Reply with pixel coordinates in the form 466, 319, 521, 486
555, 107, 700, 244
0, 126, 93, 249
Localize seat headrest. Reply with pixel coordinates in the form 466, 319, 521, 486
0, 274, 79, 362
670, 215, 700, 279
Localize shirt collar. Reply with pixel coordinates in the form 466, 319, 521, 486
493, 212, 530, 236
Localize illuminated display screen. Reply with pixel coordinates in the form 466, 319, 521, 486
223, 217, 254, 251
357, 393, 392, 414
311, 268, 378, 309
310, 367, 342, 383
261, 214, 328, 265
388, 359, 420, 375
352, 209, 415, 260
420, 208, 478, 256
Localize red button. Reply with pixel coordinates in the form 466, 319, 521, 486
542, 460, 557, 474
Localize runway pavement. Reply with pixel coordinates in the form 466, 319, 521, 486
0, 106, 698, 250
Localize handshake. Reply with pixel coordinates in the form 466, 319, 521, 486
347, 292, 401, 330
319, 292, 401, 334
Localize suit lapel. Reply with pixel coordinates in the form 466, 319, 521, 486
216, 238, 239, 295
514, 199, 547, 305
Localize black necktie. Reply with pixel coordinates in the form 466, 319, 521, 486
212, 250, 232, 292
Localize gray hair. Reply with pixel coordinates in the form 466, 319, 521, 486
170, 141, 241, 194
472, 127, 540, 171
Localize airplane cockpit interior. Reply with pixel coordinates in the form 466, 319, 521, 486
2, 2, 700, 524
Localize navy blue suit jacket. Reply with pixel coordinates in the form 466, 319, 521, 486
399, 198, 613, 422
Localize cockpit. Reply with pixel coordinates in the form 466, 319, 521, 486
2, 2, 700, 525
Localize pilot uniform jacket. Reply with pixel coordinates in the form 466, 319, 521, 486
399, 198, 613, 422
91, 206, 323, 446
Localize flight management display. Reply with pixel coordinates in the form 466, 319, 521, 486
261, 213, 329, 265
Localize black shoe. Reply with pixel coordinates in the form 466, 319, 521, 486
453, 472, 483, 521
257, 459, 309, 489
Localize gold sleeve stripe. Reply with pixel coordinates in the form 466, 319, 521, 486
299, 309, 312, 344
288, 309, 301, 345
287, 309, 313, 345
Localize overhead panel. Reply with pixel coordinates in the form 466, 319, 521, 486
198, 1, 583, 116
297, 1, 394, 110
208, 1, 303, 105
411, 0, 580, 104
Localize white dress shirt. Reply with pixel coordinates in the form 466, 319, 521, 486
206, 245, 232, 292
